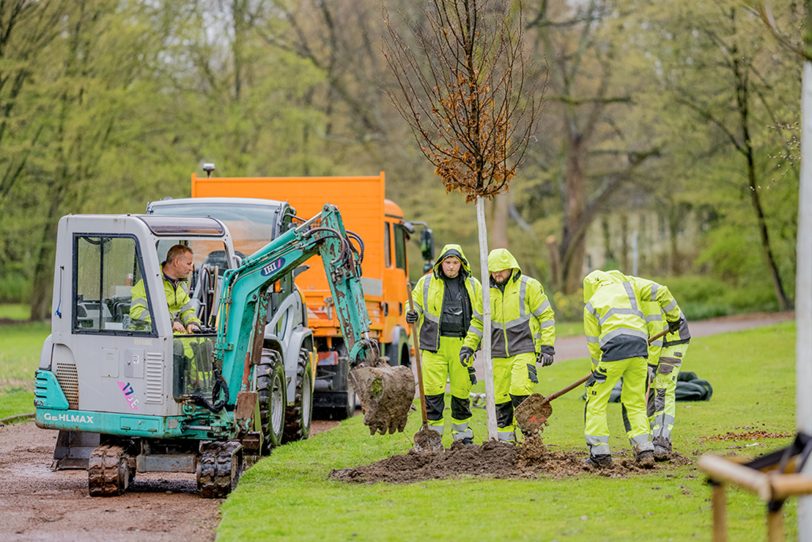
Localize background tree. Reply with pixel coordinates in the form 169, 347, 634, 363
383, 0, 541, 439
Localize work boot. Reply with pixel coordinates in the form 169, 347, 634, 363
653, 437, 672, 462
585, 454, 613, 469
461, 437, 474, 445
636, 450, 655, 468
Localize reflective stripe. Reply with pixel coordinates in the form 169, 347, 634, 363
598, 307, 644, 325
586, 435, 609, 446
590, 358, 600, 366
467, 326, 483, 338
664, 299, 677, 312
586, 336, 599, 344
623, 281, 639, 311
472, 310, 482, 319
645, 314, 663, 322
497, 431, 516, 442
650, 283, 659, 301
631, 434, 654, 452
452, 423, 473, 440
131, 297, 147, 307
599, 327, 648, 346
539, 319, 555, 329
589, 445, 610, 455
585, 302, 598, 317
650, 340, 663, 347
428, 424, 444, 435
518, 276, 529, 318
421, 278, 440, 322
492, 315, 532, 329
532, 299, 551, 317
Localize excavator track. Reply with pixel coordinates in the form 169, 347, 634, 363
196, 441, 243, 498
88, 445, 132, 497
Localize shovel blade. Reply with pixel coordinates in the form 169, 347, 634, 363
515, 393, 553, 435
349, 364, 415, 435
413, 426, 442, 451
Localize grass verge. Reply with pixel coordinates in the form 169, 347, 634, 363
220, 322, 797, 541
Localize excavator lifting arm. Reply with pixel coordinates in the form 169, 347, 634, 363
213, 204, 380, 407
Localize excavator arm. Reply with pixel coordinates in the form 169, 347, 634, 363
211, 204, 413, 435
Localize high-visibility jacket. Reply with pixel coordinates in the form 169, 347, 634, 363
583, 270, 680, 365
607, 271, 691, 364
466, 249, 555, 358
412, 244, 484, 353
130, 274, 201, 328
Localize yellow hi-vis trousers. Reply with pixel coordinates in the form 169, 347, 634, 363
649, 344, 688, 443
421, 336, 474, 442
585, 356, 653, 456
493, 352, 537, 441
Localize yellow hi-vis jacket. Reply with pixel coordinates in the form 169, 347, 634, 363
130, 273, 201, 328
465, 249, 555, 358
583, 270, 681, 366
412, 244, 484, 353
606, 271, 690, 366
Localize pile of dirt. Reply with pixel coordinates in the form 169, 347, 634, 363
330, 438, 680, 484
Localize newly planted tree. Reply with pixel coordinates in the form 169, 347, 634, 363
383, 0, 541, 439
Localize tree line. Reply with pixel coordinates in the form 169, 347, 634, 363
0, 0, 801, 319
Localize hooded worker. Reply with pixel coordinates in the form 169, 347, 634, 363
606, 271, 691, 461
461, 248, 556, 442
582, 270, 683, 468
406, 244, 484, 446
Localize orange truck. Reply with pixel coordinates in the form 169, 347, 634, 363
189, 171, 433, 418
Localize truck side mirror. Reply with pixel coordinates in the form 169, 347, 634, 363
420, 228, 434, 263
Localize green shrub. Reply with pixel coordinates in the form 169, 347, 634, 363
0, 275, 31, 303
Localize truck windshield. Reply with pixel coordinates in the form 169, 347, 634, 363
150, 203, 279, 256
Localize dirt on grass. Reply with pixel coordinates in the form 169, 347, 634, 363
702, 430, 793, 442
329, 437, 692, 484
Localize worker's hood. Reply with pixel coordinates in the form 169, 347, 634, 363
433, 244, 472, 278
487, 248, 522, 282
582, 270, 625, 303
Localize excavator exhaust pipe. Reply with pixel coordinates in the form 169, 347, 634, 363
349, 361, 415, 435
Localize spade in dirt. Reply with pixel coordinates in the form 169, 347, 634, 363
515, 328, 671, 436
406, 282, 442, 451
349, 340, 416, 436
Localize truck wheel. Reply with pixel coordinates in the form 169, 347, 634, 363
333, 358, 357, 420
283, 348, 313, 442
257, 349, 286, 454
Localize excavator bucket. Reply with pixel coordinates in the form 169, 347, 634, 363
349, 361, 415, 435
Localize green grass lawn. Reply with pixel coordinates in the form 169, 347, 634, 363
0, 320, 49, 419
0, 303, 31, 321
220, 322, 798, 541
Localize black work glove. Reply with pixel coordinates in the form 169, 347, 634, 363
405, 310, 419, 324
536, 345, 555, 367
468, 366, 477, 385
459, 346, 475, 367
667, 317, 683, 334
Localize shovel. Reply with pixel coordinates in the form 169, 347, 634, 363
515, 327, 672, 435
406, 283, 442, 451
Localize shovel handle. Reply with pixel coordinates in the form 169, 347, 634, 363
407, 282, 429, 428
544, 373, 591, 405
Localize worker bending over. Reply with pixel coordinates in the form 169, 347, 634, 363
582, 270, 682, 468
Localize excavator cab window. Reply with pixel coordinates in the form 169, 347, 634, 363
73, 234, 154, 336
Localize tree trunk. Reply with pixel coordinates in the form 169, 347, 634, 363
29, 195, 60, 320
476, 197, 497, 441
491, 192, 510, 249
746, 151, 791, 310
620, 213, 629, 272
559, 138, 586, 293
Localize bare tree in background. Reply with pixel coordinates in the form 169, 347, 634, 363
383, 0, 542, 440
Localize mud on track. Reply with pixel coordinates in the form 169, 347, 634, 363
0, 419, 338, 542
330, 439, 691, 484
